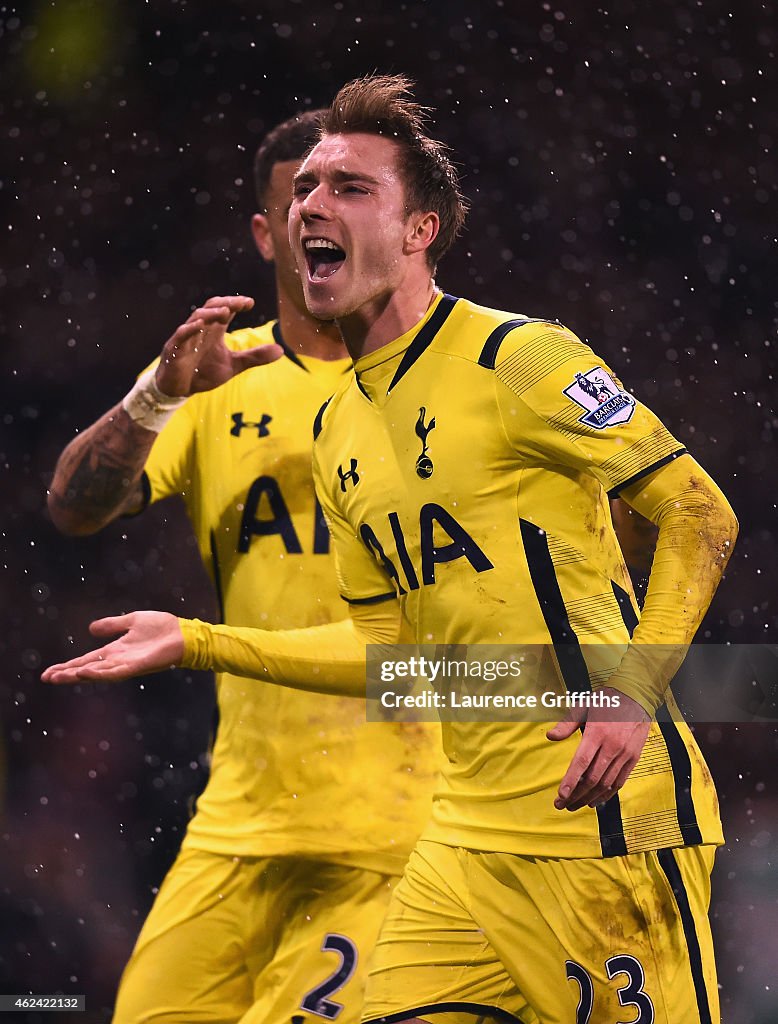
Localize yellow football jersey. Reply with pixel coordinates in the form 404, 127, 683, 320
312, 293, 722, 860
143, 321, 440, 870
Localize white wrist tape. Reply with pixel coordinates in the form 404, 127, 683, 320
122, 367, 187, 433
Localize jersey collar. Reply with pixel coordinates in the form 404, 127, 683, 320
272, 321, 308, 371
272, 321, 351, 376
353, 293, 459, 401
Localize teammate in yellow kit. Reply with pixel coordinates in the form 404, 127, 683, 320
46, 112, 440, 1024
46, 79, 738, 1024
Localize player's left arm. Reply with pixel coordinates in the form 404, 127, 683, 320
606, 454, 738, 699
492, 323, 738, 810
550, 455, 737, 809
610, 497, 657, 573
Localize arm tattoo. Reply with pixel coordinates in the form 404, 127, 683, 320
49, 406, 156, 529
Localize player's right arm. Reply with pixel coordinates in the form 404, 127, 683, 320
41, 601, 402, 696
47, 296, 281, 535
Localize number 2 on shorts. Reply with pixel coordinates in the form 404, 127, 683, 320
300, 933, 359, 1020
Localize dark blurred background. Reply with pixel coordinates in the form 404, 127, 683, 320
1, 0, 776, 1021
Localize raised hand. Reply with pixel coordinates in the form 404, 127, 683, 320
155, 295, 282, 397
546, 688, 651, 811
42, 612, 185, 684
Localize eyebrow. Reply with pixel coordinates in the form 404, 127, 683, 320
293, 168, 382, 188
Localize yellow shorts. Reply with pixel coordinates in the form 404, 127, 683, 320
113, 847, 398, 1024
363, 840, 718, 1024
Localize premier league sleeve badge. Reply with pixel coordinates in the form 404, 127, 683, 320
562, 367, 636, 429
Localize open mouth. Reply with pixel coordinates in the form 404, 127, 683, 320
304, 238, 346, 282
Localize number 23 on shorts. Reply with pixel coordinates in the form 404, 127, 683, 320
567, 955, 654, 1024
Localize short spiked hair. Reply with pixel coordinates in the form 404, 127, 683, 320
253, 110, 326, 210
320, 75, 467, 268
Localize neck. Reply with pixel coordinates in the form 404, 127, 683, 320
276, 284, 347, 361
336, 276, 438, 361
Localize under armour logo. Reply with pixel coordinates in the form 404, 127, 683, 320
231, 412, 272, 438
415, 406, 436, 478
337, 459, 360, 491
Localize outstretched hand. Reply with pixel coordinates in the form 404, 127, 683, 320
155, 295, 283, 397
546, 688, 651, 811
42, 612, 185, 685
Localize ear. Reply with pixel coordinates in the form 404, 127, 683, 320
403, 211, 440, 258
252, 213, 275, 263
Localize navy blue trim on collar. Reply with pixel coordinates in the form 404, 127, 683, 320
312, 397, 332, 441
355, 374, 371, 401
386, 294, 459, 394
272, 322, 308, 372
